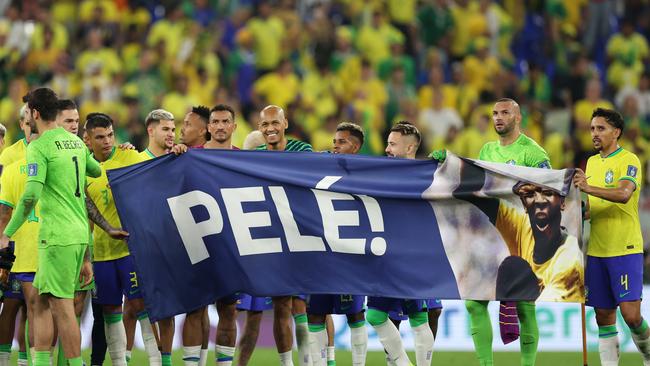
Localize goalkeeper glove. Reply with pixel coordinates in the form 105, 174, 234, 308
428, 149, 447, 162
0, 243, 15, 292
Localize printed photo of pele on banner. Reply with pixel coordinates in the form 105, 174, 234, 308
425, 153, 584, 303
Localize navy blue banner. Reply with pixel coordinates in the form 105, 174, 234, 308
108, 150, 460, 321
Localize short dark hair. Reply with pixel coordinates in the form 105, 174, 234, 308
191, 105, 211, 140
210, 104, 235, 121
390, 120, 421, 145
22, 88, 59, 121
57, 99, 77, 112
591, 107, 624, 137
336, 122, 364, 146
192, 106, 211, 124
84, 112, 114, 131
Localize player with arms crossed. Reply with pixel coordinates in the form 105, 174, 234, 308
573, 108, 650, 366
0, 87, 99, 366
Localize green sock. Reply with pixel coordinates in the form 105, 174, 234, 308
631, 319, 650, 336
67, 356, 83, 366
465, 300, 493, 366
19, 351, 28, 361
34, 351, 50, 366
517, 301, 539, 366
0, 343, 11, 354
294, 313, 308, 324
162, 352, 172, 366
308, 323, 326, 332
25, 318, 31, 366
407, 311, 428, 328
57, 341, 67, 366
348, 320, 365, 328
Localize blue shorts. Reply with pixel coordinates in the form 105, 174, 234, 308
427, 299, 443, 310
368, 297, 428, 320
237, 294, 273, 311
308, 295, 365, 315
93, 256, 142, 305
4, 273, 24, 300
15, 272, 36, 283
586, 254, 643, 309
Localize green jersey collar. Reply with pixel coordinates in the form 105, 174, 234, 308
602, 146, 623, 159
144, 148, 156, 159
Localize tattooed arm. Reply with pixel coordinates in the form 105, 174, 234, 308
85, 190, 129, 240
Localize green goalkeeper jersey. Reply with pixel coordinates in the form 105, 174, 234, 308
478, 133, 551, 168
26, 127, 101, 246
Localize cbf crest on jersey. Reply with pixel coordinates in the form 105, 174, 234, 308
27, 163, 37, 176
11, 277, 21, 293
605, 169, 614, 184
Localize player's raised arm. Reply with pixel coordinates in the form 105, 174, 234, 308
574, 167, 636, 204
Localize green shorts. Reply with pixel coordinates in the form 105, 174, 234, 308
33, 243, 88, 299
76, 245, 95, 292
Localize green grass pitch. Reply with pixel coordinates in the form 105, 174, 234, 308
11, 349, 646, 365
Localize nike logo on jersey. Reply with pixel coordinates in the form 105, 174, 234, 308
619, 291, 630, 298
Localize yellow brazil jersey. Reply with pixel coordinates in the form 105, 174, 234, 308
138, 148, 157, 161
0, 138, 27, 168
585, 147, 643, 257
87, 148, 144, 262
0, 158, 40, 273
496, 201, 584, 302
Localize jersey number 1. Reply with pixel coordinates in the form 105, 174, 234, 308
72, 156, 81, 197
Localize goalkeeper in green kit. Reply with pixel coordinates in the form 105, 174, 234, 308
430, 98, 551, 366
0, 88, 101, 366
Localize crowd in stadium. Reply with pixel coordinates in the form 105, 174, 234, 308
0, 0, 649, 184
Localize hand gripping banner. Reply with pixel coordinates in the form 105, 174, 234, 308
108, 150, 583, 321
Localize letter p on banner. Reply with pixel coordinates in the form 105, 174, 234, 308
167, 190, 223, 264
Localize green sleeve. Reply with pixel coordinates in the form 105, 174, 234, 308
529, 148, 552, 169
26, 143, 47, 185
85, 152, 101, 178
4, 181, 43, 237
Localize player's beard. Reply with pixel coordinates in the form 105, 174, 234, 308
495, 121, 514, 136
28, 117, 38, 134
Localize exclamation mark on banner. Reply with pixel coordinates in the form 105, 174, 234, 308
358, 195, 387, 256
